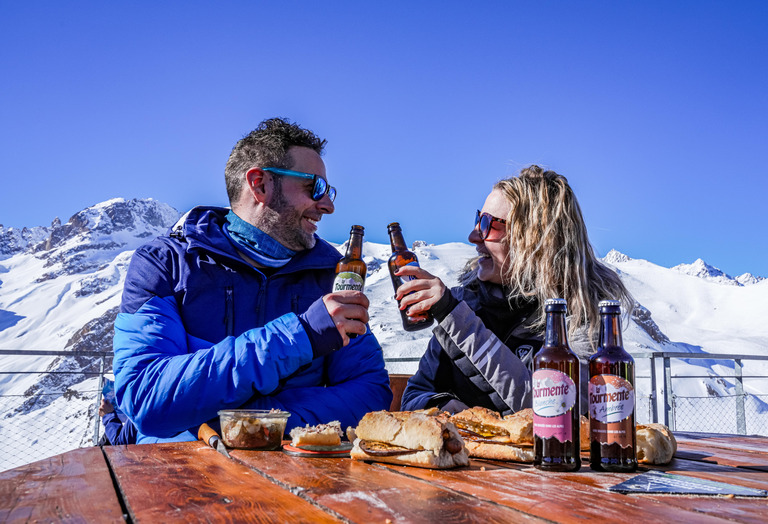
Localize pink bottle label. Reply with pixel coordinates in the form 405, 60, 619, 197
589, 374, 635, 447
532, 369, 577, 442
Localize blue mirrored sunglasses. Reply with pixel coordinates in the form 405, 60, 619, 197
261, 167, 337, 202
475, 210, 507, 240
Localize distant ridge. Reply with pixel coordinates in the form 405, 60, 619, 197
672, 258, 765, 286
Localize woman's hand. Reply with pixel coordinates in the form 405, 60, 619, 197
394, 265, 446, 317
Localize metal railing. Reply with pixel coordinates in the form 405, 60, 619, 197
638, 352, 768, 435
1, 349, 767, 473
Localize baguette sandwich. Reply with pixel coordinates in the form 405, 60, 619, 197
450, 407, 535, 462
450, 407, 591, 462
350, 409, 469, 469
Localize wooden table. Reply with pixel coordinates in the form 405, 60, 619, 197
2, 432, 767, 523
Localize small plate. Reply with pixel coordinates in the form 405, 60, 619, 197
283, 442, 353, 457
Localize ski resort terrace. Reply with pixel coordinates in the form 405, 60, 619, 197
1, 350, 767, 473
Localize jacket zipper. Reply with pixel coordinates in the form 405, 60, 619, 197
224, 286, 234, 337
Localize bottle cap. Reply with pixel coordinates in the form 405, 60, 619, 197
599, 300, 621, 314
545, 298, 567, 306
598, 300, 621, 307
544, 298, 567, 312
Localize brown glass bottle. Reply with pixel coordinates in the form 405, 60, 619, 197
533, 298, 581, 471
589, 300, 637, 472
386, 222, 434, 332
333, 225, 367, 338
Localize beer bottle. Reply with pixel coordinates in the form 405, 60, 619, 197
588, 300, 637, 472
387, 222, 434, 332
533, 298, 581, 471
333, 225, 367, 338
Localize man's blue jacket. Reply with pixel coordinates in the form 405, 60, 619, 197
113, 207, 391, 443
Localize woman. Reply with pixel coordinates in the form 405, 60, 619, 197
399, 165, 633, 415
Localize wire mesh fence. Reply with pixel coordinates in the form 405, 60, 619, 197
1, 350, 767, 473
636, 393, 654, 425
0, 350, 110, 472
674, 395, 742, 434
674, 393, 768, 436
0, 386, 102, 471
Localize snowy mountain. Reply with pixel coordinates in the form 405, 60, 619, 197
1, 199, 767, 471
0, 222, 51, 257
671, 258, 765, 287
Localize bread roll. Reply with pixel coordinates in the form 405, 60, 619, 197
636, 423, 677, 465
462, 441, 535, 462
580, 415, 590, 450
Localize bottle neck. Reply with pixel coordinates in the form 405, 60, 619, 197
544, 310, 569, 348
389, 228, 407, 252
599, 313, 623, 348
346, 232, 364, 259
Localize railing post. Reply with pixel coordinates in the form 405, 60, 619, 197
664, 356, 675, 431
93, 357, 105, 446
735, 359, 746, 435
650, 353, 658, 423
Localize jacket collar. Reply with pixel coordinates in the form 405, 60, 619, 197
170, 206, 341, 272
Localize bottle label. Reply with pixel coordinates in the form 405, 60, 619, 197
532, 369, 576, 442
394, 261, 424, 321
589, 374, 634, 448
333, 271, 365, 292
400, 260, 420, 280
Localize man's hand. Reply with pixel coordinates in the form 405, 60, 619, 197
322, 290, 369, 346
99, 398, 115, 417
394, 265, 447, 317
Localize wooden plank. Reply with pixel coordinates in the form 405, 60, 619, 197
388, 459, 766, 524
675, 446, 768, 471
231, 449, 546, 523
675, 432, 768, 456
0, 447, 125, 523
673, 436, 768, 470
104, 442, 341, 523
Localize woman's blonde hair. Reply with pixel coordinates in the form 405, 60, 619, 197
477, 165, 633, 345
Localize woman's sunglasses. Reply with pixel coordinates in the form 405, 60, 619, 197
475, 210, 507, 240
261, 167, 337, 202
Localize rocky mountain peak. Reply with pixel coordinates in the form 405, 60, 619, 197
603, 249, 632, 264
672, 258, 740, 286
0, 224, 50, 258
15, 199, 181, 282
35, 198, 180, 253
736, 273, 765, 286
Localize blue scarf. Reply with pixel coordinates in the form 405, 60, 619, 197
223, 210, 297, 268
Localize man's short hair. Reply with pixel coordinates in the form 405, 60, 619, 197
225, 117, 327, 204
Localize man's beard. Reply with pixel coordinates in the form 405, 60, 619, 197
258, 190, 316, 251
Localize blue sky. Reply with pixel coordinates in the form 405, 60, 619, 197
1, 1, 767, 277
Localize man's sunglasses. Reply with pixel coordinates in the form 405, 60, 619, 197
475, 210, 507, 240
261, 167, 337, 202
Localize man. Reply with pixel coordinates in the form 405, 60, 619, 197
113, 118, 392, 443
